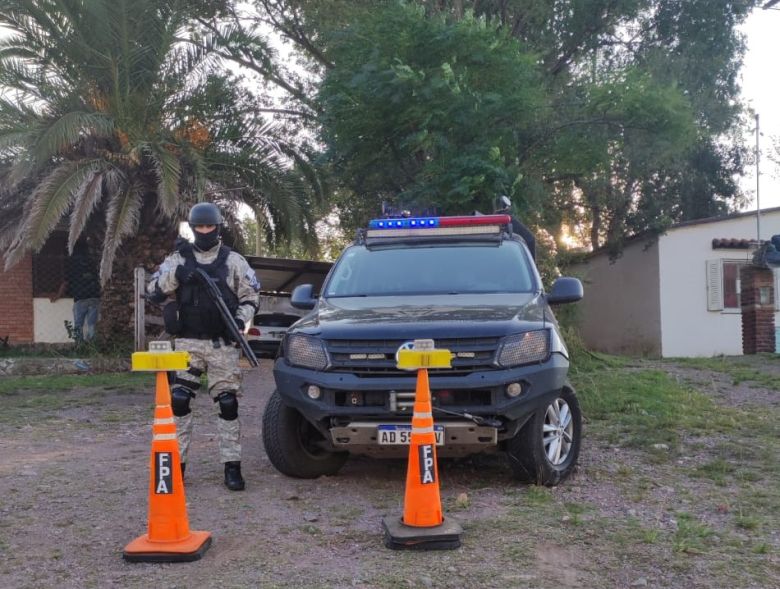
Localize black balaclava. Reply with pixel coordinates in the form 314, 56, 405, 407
194, 227, 220, 251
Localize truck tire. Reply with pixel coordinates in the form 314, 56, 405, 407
262, 389, 348, 478
506, 386, 582, 486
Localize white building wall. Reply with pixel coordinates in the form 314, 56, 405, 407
33, 298, 74, 343
658, 211, 780, 357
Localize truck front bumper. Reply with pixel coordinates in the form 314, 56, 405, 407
272, 353, 570, 427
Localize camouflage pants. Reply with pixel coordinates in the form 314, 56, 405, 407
172, 338, 242, 463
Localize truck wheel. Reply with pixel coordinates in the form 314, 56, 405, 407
506, 387, 582, 486
262, 390, 348, 478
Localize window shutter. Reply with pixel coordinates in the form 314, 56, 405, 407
706, 259, 723, 311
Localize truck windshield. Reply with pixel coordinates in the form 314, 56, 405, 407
325, 242, 537, 297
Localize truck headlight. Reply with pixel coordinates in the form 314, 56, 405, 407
286, 334, 329, 370
496, 330, 549, 367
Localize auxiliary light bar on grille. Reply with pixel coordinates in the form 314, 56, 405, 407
366, 214, 511, 238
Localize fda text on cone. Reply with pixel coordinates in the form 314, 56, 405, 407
382, 339, 463, 550
123, 341, 212, 563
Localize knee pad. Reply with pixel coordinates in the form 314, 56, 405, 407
216, 391, 239, 421
171, 386, 194, 417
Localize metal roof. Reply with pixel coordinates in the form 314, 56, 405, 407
245, 256, 332, 294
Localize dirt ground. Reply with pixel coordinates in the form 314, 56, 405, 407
0, 358, 778, 589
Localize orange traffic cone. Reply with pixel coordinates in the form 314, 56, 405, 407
383, 343, 462, 550
123, 370, 212, 562
402, 367, 443, 527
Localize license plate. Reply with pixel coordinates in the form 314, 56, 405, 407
377, 424, 444, 446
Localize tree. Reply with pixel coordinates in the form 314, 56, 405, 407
0, 0, 319, 339
420, 0, 758, 248
315, 2, 702, 244
308, 0, 755, 252
317, 4, 547, 234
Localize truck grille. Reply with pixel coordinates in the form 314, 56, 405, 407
326, 337, 500, 376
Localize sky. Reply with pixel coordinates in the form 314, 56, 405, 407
739, 4, 780, 211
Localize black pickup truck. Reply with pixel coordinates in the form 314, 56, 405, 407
262, 213, 584, 485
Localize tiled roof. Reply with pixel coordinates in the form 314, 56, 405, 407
711, 238, 754, 249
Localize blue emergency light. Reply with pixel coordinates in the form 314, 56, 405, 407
368, 215, 510, 230
369, 218, 440, 229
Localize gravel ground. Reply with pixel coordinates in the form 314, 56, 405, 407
0, 359, 777, 589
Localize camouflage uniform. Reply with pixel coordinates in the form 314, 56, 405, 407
148, 242, 260, 465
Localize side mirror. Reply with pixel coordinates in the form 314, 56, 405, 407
291, 284, 317, 310
547, 277, 583, 305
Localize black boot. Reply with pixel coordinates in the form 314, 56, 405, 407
224, 461, 245, 491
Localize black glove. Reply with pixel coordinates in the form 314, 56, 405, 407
175, 265, 197, 285
234, 318, 245, 331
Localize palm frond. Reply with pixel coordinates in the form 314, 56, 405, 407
7, 154, 35, 186
68, 164, 110, 253
145, 143, 181, 217
34, 111, 114, 168
0, 38, 40, 61
0, 129, 32, 153
0, 170, 32, 253
26, 159, 101, 249
99, 179, 142, 283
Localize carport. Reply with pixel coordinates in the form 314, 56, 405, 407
244, 256, 332, 295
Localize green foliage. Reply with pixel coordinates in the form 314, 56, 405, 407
310, 0, 755, 251
318, 4, 546, 232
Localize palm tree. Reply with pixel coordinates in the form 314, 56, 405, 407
0, 0, 321, 340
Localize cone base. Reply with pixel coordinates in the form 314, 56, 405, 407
123, 531, 212, 563
382, 516, 462, 550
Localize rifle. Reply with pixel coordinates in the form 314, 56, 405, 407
194, 268, 259, 367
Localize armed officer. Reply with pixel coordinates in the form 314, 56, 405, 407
147, 203, 260, 491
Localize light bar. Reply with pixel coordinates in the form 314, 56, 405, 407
368, 214, 511, 230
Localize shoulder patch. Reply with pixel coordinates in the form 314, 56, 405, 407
245, 268, 260, 292
152, 255, 180, 280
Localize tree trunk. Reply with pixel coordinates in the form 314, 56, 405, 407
254, 207, 266, 257
96, 207, 178, 347
590, 205, 601, 250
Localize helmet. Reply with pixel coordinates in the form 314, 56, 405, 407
188, 202, 223, 226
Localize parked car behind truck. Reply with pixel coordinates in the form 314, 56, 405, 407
247, 312, 301, 357
262, 213, 584, 486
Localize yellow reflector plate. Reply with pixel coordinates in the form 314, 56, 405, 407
131, 351, 190, 372
396, 349, 453, 371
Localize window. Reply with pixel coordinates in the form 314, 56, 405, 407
32, 232, 67, 297
325, 241, 537, 298
722, 260, 746, 309
706, 259, 748, 312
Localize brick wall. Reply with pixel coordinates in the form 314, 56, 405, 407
0, 254, 34, 344
740, 266, 776, 354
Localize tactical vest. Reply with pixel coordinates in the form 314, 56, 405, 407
175, 244, 239, 339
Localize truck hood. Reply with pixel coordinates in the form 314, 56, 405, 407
293, 293, 547, 339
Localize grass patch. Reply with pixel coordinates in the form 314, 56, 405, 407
735, 515, 761, 531
673, 512, 714, 554
571, 356, 739, 448
673, 356, 780, 389
524, 486, 553, 506
0, 340, 133, 358
0, 372, 150, 395
692, 458, 736, 486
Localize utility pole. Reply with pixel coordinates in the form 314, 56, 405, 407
756, 113, 761, 242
